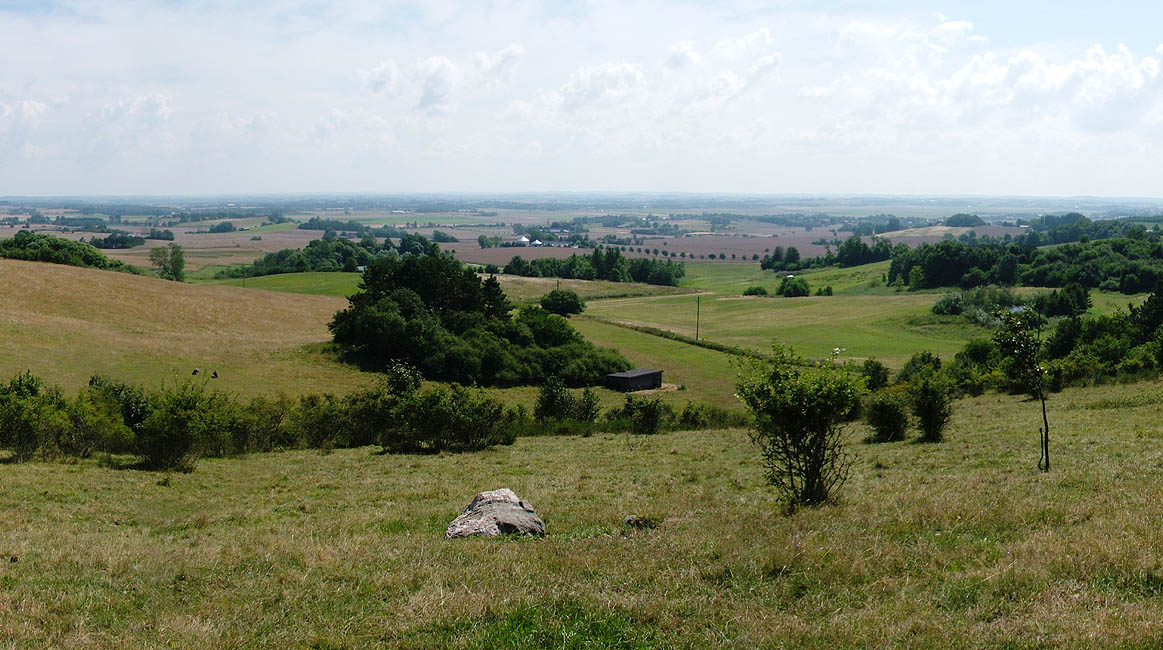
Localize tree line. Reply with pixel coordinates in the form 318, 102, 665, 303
502, 247, 685, 286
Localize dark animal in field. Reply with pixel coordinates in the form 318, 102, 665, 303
192, 368, 200, 375
211, 371, 218, 379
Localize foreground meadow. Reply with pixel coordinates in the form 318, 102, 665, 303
4, 380, 1163, 648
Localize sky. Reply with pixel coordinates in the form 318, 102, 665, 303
1, 0, 1162, 197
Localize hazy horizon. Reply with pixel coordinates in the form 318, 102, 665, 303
3, 1, 1163, 197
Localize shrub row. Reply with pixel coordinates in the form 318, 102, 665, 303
1, 369, 752, 472
0, 369, 519, 472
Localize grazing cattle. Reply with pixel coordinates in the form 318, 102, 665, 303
211, 371, 218, 379
192, 368, 201, 375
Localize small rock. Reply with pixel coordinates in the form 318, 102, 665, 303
445, 488, 545, 539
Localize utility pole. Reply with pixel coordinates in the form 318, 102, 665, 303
696, 295, 700, 341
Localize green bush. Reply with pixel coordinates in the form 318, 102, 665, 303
56, 389, 131, 458
931, 293, 964, 315
777, 276, 810, 297
736, 345, 865, 509
910, 376, 954, 443
742, 286, 768, 296
0, 371, 64, 461
293, 393, 349, 450
608, 395, 672, 435
383, 385, 517, 453
865, 388, 909, 443
535, 376, 575, 422
677, 402, 748, 430
88, 375, 151, 445
861, 359, 890, 391
540, 289, 586, 316
136, 381, 218, 471
896, 351, 942, 385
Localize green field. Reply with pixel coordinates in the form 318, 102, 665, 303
584, 291, 986, 368
7, 380, 1163, 647
681, 260, 893, 296
208, 271, 363, 297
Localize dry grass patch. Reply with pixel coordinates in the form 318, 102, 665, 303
0, 259, 370, 396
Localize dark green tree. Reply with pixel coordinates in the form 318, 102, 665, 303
540, 289, 585, 316
149, 243, 186, 281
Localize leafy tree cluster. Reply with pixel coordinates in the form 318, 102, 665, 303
890, 228, 1163, 293
330, 251, 630, 386
945, 213, 987, 227
0, 231, 132, 272
89, 231, 146, 249
146, 228, 175, 240
1018, 212, 1139, 246
758, 246, 803, 271
846, 216, 904, 236
777, 276, 810, 297
503, 248, 685, 286
834, 236, 893, 267
931, 285, 1027, 326
214, 234, 397, 279
512, 224, 558, 242
540, 289, 585, 316
936, 285, 1163, 399
478, 234, 502, 248
207, 221, 236, 233
431, 230, 459, 243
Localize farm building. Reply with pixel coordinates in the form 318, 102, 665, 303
605, 368, 663, 392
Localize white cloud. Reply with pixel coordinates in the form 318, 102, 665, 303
2, 1, 1163, 195
360, 59, 401, 94
474, 43, 525, 80
414, 56, 458, 114
667, 41, 702, 68
559, 61, 645, 111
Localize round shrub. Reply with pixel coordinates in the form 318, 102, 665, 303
540, 289, 586, 316
861, 359, 890, 392
743, 286, 768, 296
909, 376, 954, 443
931, 293, 964, 316
865, 388, 909, 443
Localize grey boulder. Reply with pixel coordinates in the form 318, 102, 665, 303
445, 488, 546, 539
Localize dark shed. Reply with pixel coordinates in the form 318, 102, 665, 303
605, 368, 663, 392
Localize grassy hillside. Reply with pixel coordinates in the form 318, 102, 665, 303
5, 380, 1163, 647
0, 259, 371, 397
